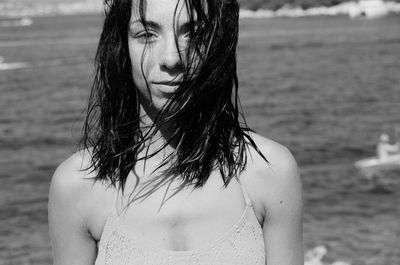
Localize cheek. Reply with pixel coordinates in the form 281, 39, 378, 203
128, 43, 144, 83
128, 41, 156, 85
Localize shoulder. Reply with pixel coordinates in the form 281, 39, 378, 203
243, 133, 302, 221
49, 149, 96, 206
246, 133, 299, 182
48, 149, 108, 236
48, 150, 111, 264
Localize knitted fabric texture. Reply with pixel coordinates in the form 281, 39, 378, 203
95, 184, 265, 265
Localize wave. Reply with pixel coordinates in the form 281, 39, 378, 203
305, 246, 351, 265
1, 1, 400, 19
0, 56, 30, 71
0, 17, 32, 27
240, 1, 400, 19
0, 1, 102, 18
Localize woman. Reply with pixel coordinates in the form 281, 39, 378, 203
48, 0, 303, 264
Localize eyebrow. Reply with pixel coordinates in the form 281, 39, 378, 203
130, 19, 162, 30
130, 19, 195, 33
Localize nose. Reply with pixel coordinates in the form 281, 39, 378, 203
159, 36, 184, 74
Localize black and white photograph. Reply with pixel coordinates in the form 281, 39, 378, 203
0, 0, 399, 264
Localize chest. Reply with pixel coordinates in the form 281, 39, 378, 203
95, 205, 265, 265
89, 176, 263, 252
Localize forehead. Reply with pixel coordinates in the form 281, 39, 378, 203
131, 0, 190, 24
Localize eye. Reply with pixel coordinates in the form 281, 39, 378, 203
182, 25, 197, 39
182, 30, 192, 39
134, 31, 157, 43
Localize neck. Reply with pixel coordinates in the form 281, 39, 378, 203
138, 102, 177, 164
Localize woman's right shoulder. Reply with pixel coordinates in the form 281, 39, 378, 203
49, 150, 113, 263
50, 149, 96, 196
49, 149, 118, 244
48, 149, 100, 219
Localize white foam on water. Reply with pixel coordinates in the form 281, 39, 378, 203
0, 36, 96, 48
0, 1, 102, 18
0, 62, 30, 71
239, 1, 400, 19
1, 1, 400, 19
0, 17, 32, 27
0, 56, 30, 71
305, 246, 351, 265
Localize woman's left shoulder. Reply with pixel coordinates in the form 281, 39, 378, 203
243, 133, 302, 220
245, 133, 299, 179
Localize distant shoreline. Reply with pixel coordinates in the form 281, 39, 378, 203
0, 1, 400, 19
240, 1, 400, 18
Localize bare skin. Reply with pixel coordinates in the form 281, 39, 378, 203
48, 0, 303, 263
48, 133, 303, 265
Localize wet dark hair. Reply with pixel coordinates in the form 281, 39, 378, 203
81, 0, 266, 204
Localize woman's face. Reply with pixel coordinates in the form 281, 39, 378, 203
128, 0, 190, 111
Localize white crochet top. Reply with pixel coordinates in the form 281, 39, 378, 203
94, 181, 265, 265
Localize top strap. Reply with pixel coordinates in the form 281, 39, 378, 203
238, 178, 253, 207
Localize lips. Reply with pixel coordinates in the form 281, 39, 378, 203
152, 81, 182, 86
152, 80, 181, 94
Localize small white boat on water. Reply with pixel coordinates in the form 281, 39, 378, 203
354, 153, 400, 171
355, 132, 400, 175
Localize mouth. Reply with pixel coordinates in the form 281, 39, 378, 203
152, 81, 182, 86
152, 80, 182, 95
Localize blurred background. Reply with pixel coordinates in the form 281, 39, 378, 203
0, 0, 399, 264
